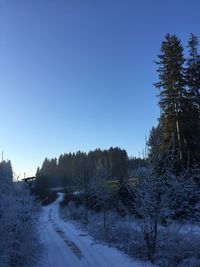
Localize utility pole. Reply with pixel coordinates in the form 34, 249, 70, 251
1, 151, 3, 162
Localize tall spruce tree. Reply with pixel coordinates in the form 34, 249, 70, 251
186, 34, 200, 111
154, 34, 187, 169
185, 33, 200, 164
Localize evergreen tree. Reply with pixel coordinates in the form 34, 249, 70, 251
108, 147, 128, 182
0, 160, 13, 192
185, 33, 200, 164
186, 33, 200, 111
154, 34, 187, 169
36, 147, 139, 192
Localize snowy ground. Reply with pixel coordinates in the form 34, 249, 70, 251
35, 193, 154, 267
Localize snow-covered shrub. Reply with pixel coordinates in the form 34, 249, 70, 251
86, 210, 119, 240
155, 227, 200, 267
10, 183, 40, 267
0, 161, 41, 267
128, 131, 200, 263
178, 257, 200, 267
107, 219, 145, 258
62, 201, 86, 224
130, 168, 200, 264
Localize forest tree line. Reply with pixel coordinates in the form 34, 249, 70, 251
35, 147, 147, 197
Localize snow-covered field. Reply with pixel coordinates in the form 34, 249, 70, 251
35, 193, 154, 267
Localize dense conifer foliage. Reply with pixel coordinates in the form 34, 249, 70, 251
151, 33, 200, 170
35, 147, 146, 198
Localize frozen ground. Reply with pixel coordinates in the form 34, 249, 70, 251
35, 193, 154, 267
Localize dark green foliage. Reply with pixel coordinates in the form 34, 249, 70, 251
35, 147, 135, 191
61, 181, 135, 216
185, 33, 200, 164
154, 34, 187, 169
118, 182, 135, 214
148, 126, 161, 163
60, 189, 81, 208
34, 174, 49, 198
186, 34, 200, 110
33, 173, 57, 204
152, 33, 200, 170
0, 160, 13, 190
128, 157, 148, 170
107, 147, 128, 181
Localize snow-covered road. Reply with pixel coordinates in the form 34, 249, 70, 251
36, 193, 152, 267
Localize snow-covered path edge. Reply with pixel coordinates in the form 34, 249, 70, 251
35, 193, 154, 267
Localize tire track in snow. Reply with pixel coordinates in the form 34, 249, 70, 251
48, 208, 83, 260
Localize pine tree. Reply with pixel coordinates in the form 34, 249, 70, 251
0, 160, 13, 192
186, 33, 200, 111
185, 33, 200, 164
154, 34, 187, 169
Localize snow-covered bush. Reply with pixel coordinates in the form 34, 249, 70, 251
86, 210, 119, 241
10, 183, 40, 267
130, 136, 200, 264
130, 167, 200, 263
154, 226, 200, 267
68, 202, 86, 222
0, 160, 41, 267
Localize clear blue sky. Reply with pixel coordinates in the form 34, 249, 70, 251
0, 0, 200, 178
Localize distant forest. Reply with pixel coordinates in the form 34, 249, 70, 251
35, 147, 147, 196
